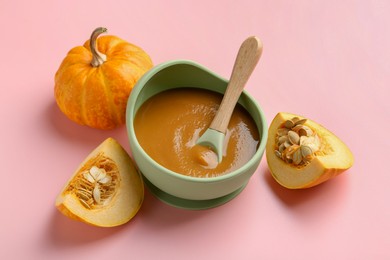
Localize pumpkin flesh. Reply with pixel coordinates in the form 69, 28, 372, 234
55, 138, 144, 227
266, 112, 354, 189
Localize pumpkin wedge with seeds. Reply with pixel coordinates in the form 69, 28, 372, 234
266, 112, 354, 189
55, 138, 144, 227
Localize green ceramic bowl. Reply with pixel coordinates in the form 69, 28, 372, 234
126, 60, 267, 210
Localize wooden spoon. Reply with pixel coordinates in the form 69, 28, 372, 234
196, 36, 262, 162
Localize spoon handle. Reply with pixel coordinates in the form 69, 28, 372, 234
209, 36, 263, 133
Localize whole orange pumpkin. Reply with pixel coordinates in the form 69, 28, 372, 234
54, 27, 153, 129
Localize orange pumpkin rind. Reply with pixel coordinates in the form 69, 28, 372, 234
54, 27, 153, 129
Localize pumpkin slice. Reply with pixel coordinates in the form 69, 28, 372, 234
266, 112, 354, 189
55, 138, 144, 227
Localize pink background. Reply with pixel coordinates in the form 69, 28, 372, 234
1, 0, 389, 259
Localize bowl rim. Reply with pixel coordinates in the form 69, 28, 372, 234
126, 59, 268, 183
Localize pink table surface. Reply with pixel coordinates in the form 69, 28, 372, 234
1, 0, 389, 259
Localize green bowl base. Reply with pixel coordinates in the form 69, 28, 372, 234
142, 176, 247, 210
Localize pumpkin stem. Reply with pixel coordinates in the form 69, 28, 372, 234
90, 27, 107, 67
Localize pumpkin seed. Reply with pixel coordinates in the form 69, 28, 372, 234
274, 116, 322, 166
300, 136, 308, 145
83, 172, 95, 183
278, 135, 288, 145
76, 187, 92, 194
292, 124, 304, 133
279, 143, 285, 153
89, 166, 102, 180
292, 148, 302, 165
77, 190, 91, 201
79, 199, 91, 209
291, 117, 300, 123
299, 126, 313, 137
69, 155, 119, 209
277, 128, 289, 136
93, 185, 101, 204
300, 145, 313, 157
284, 120, 295, 129
288, 131, 300, 145
98, 175, 112, 185
295, 118, 307, 126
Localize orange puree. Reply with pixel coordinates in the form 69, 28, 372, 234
134, 88, 259, 178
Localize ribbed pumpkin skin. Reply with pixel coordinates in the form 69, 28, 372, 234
55, 35, 153, 129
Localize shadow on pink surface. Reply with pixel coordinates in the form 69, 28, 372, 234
136, 187, 215, 228
45, 101, 128, 147
261, 167, 351, 222
47, 208, 125, 247
46, 184, 213, 249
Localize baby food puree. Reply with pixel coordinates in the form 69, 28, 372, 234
134, 88, 259, 178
